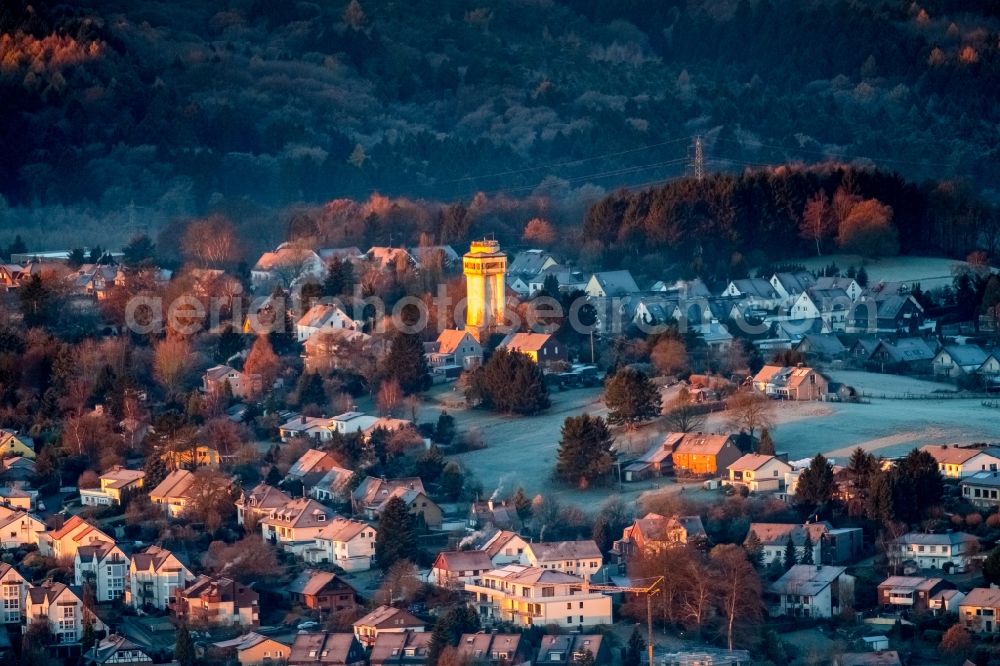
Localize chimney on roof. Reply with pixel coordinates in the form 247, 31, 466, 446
487, 499, 494, 511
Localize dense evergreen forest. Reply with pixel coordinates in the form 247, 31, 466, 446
0, 0, 999, 250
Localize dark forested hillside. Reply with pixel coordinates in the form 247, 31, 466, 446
1, 0, 999, 247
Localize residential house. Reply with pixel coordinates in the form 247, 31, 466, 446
752, 365, 829, 400
720, 278, 781, 309
211, 632, 291, 666
84, 634, 154, 666
746, 522, 832, 565
534, 635, 610, 666
523, 541, 603, 580
671, 433, 741, 476
456, 633, 527, 666
430, 551, 495, 589
353, 605, 425, 648
0, 430, 34, 459
126, 545, 195, 611
767, 565, 854, 618
961, 471, 1000, 508
296, 304, 358, 343
427, 329, 483, 371
814, 276, 863, 301
303, 517, 376, 571
865, 338, 936, 373
319, 247, 365, 264
877, 576, 954, 614
370, 631, 433, 666
366, 247, 418, 270
929, 589, 966, 615
288, 570, 358, 614
352, 477, 442, 528
75, 542, 129, 602
961, 587, 1000, 633
149, 469, 197, 518
0, 563, 28, 624
497, 332, 567, 368
794, 334, 847, 362
172, 575, 259, 627
466, 564, 612, 628
691, 320, 734, 351
849, 293, 926, 335
261, 498, 336, 549
528, 268, 587, 297
0, 510, 45, 548
38, 515, 115, 561
790, 288, 852, 331
770, 272, 817, 303
585, 271, 640, 298
933, 344, 989, 378
920, 445, 1000, 479
304, 329, 373, 374
287, 449, 348, 489
162, 444, 221, 469
24, 581, 106, 644
728, 454, 793, 493
203, 364, 262, 400
894, 532, 979, 572
409, 245, 460, 269
288, 632, 367, 666
236, 483, 293, 526
508, 249, 559, 276
480, 531, 531, 567
622, 433, 685, 481
79, 467, 144, 506
0, 486, 33, 511
612, 514, 706, 561
251, 243, 325, 289
468, 500, 522, 531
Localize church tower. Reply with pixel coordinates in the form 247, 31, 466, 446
464, 239, 506, 343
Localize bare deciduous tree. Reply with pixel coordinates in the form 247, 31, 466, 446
725, 392, 775, 439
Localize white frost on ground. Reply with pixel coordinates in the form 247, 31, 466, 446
796, 254, 992, 290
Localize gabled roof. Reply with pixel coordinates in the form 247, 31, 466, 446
26, 581, 82, 606
745, 522, 831, 547
290, 632, 363, 664
481, 530, 526, 559
588, 270, 639, 295
436, 329, 480, 355
370, 630, 432, 664
498, 332, 554, 353
288, 449, 340, 479
88, 634, 151, 664
316, 517, 370, 543
920, 444, 1000, 466
262, 498, 334, 530
433, 550, 496, 573
240, 483, 293, 511
508, 249, 557, 276
288, 570, 355, 598
795, 334, 847, 356
149, 469, 196, 500
772, 271, 816, 295
673, 433, 734, 456
728, 278, 779, 299
537, 635, 604, 663
729, 453, 790, 473
814, 276, 859, 292
352, 477, 426, 507
626, 513, 706, 542
204, 364, 240, 382
213, 631, 286, 652
353, 605, 424, 630
770, 564, 846, 596
131, 545, 188, 574
877, 576, 944, 592
961, 587, 1000, 609
298, 303, 355, 330
180, 575, 258, 606
99, 466, 144, 489
457, 633, 522, 661
938, 344, 989, 368
896, 531, 978, 547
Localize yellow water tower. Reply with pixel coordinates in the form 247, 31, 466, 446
464, 239, 506, 342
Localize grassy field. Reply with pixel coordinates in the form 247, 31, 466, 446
421, 369, 1000, 511
796, 254, 988, 290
